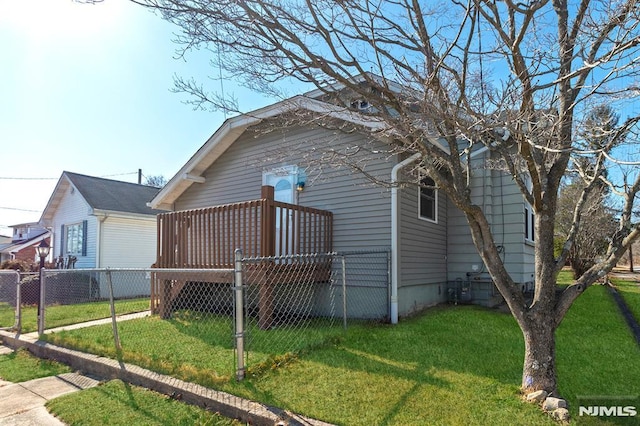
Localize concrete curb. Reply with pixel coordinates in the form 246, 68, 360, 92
0, 330, 333, 426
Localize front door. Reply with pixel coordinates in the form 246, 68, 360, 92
263, 166, 298, 255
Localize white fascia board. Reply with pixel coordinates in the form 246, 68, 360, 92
39, 174, 71, 226
294, 96, 387, 129
182, 173, 206, 183
148, 119, 250, 209
92, 209, 158, 221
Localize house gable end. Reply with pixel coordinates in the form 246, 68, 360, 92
149, 96, 387, 210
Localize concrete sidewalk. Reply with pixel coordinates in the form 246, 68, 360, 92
0, 345, 101, 425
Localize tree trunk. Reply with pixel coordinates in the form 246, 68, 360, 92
521, 318, 558, 394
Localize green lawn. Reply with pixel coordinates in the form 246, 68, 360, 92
0, 349, 241, 426
43, 312, 342, 387
0, 302, 18, 329
38, 278, 639, 425
0, 298, 150, 333
46, 380, 243, 426
0, 348, 72, 382
556, 284, 639, 425
610, 277, 640, 325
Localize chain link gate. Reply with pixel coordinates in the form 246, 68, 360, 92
333, 250, 391, 324
234, 249, 390, 380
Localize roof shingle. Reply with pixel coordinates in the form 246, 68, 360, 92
64, 172, 163, 216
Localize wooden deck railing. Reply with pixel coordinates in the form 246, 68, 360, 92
155, 186, 333, 269
152, 185, 332, 324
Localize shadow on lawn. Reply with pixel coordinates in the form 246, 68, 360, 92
324, 305, 524, 385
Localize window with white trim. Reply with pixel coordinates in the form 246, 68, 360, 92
525, 203, 535, 242
66, 222, 84, 255
418, 176, 438, 222
522, 174, 535, 243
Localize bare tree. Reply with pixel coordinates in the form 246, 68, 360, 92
557, 105, 622, 278
143, 175, 168, 188
556, 179, 617, 278
131, 0, 640, 396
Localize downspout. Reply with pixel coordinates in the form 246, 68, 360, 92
391, 153, 421, 324
95, 214, 108, 268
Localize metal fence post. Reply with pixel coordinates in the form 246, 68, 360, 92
15, 272, 21, 333
341, 255, 347, 329
234, 249, 245, 381
0, 269, 22, 334
387, 249, 392, 321
38, 269, 46, 335
106, 268, 122, 353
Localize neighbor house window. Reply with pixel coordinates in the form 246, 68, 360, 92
419, 176, 438, 222
65, 222, 85, 255
525, 204, 535, 242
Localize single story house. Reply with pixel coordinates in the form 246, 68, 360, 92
149, 83, 534, 321
39, 172, 163, 269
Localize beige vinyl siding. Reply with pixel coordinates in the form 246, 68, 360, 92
176, 124, 395, 253
100, 216, 157, 268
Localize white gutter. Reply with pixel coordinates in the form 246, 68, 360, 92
95, 213, 108, 268
391, 153, 421, 324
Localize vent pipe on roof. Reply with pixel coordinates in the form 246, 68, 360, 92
391, 153, 421, 324
138, 169, 142, 185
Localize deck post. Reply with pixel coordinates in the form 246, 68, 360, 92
260, 184, 276, 256
259, 185, 276, 330
159, 279, 172, 319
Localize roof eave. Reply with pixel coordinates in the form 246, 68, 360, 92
39, 173, 73, 227
92, 209, 159, 221
149, 96, 388, 210
0, 231, 51, 254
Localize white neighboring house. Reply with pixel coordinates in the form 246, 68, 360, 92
39, 172, 163, 269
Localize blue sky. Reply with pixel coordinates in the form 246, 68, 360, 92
3, 1, 638, 239
0, 0, 279, 236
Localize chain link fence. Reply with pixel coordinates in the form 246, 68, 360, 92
239, 252, 337, 375
39, 268, 153, 334
333, 250, 390, 323
0, 270, 20, 329
236, 249, 389, 377
4, 250, 389, 381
